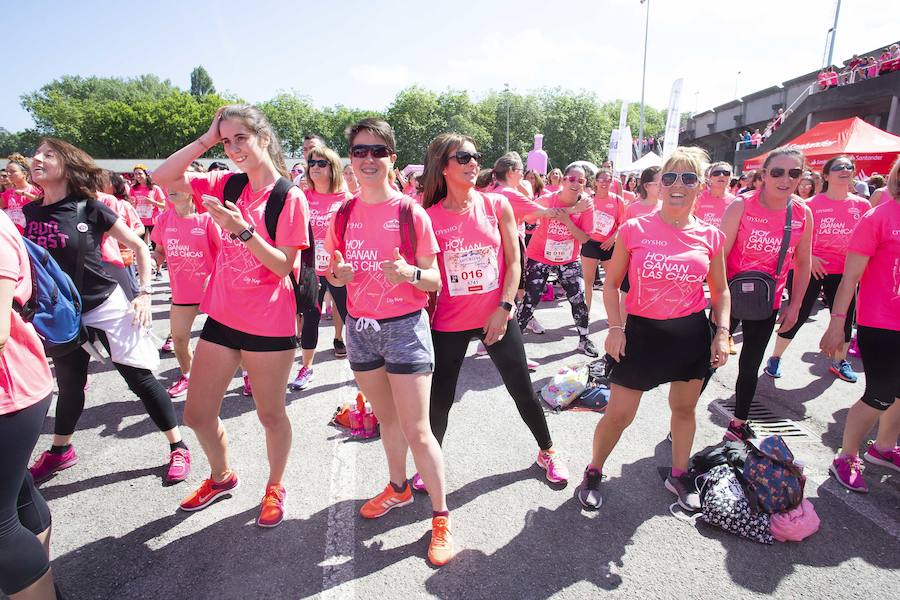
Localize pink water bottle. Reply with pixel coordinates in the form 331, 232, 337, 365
349, 392, 365, 436
363, 404, 378, 438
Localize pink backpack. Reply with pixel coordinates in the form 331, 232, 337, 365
770, 499, 820, 542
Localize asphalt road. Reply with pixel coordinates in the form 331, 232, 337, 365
18, 275, 900, 600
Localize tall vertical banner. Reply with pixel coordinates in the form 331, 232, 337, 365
615, 102, 633, 171
662, 78, 684, 160
608, 128, 620, 162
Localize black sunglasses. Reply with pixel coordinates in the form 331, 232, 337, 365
307, 159, 329, 168
829, 163, 854, 172
767, 167, 803, 179
350, 144, 392, 159
448, 150, 483, 165
710, 169, 732, 177
660, 172, 699, 187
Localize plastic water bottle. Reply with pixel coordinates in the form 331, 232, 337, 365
350, 392, 365, 436
363, 403, 378, 438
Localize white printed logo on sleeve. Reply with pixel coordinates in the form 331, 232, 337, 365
314, 239, 330, 271
444, 246, 499, 297
593, 210, 615, 237
544, 238, 574, 263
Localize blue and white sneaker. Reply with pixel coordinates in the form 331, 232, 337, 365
764, 356, 782, 378
289, 366, 315, 391
829, 360, 858, 383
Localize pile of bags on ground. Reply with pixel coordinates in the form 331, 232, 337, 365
539, 358, 610, 412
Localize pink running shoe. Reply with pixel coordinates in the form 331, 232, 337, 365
537, 449, 570, 484
166, 447, 191, 483
242, 374, 252, 397
168, 375, 190, 399
29, 447, 78, 483
161, 335, 174, 353
410, 472, 427, 493
864, 444, 900, 473
830, 454, 868, 493
526, 358, 538, 372
847, 335, 860, 357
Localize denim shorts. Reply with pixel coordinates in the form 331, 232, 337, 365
346, 310, 434, 374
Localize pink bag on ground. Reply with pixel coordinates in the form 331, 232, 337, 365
770, 499, 820, 542
541, 283, 555, 302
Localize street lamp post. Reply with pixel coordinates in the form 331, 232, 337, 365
734, 70, 741, 98
637, 0, 650, 159
505, 83, 510, 152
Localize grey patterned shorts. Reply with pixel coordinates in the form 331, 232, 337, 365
346, 310, 434, 374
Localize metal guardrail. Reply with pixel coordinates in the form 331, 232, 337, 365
734, 83, 814, 152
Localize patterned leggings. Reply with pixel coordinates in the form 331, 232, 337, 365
517, 258, 590, 336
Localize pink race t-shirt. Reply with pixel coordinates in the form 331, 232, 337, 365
694, 190, 736, 229
619, 213, 725, 320
525, 193, 593, 265
132, 184, 166, 226
806, 193, 871, 275
846, 199, 900, 331
0, 212, 53, 414
307, 189, 349, 276
625, 199, 660, 220
324, 195, 440, 320
428, 193, 510, 332
151, 209, 219, 305
587, 193, 626, 242
190, 171, 310, 336
97, 192, 125, 268
726, 192, 807, 309
494, 186, 544, 226
1, 185, 38, 233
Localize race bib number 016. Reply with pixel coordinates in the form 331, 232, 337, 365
544, 238, 574, 263
314, 239, 329, 271
444, 246, 499, 297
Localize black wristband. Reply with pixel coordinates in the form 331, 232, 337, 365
499, 301, 513, 312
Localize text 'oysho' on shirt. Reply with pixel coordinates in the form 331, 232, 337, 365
324, 195, 440, 321
847, 198, 900, 331
619, 213, 725, 320
151, 209, 220, 305
189, 171, 310, 337
428, 192, 510, 332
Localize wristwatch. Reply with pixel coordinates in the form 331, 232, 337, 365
231, 226, 255, 242
413, 268, 422, 283
499, 301, 514, 312
138, 284, 153, 296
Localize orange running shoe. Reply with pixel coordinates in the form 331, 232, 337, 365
359, 482, 413, 519
179, 472, 239, 512
428, 515, 455, 566
257, 484, 286, 528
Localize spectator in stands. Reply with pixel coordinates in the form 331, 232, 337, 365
864, 57, 879, 79
741, 130, 752, 150
751, 129, 762, 148
772, 108, 785, 133
885, 44, 900, 72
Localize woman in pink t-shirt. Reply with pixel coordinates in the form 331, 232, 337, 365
518, 165, 598, 358
151, 191, 219, 399
766, 155, 870, 382
324, 119, 452, 566
694, 162, 736, 229
577, 147, 731, 512
545, 168, 563, 193
131, 165, 167, 241
720, 148, 813, 442
580, 167, 626, 312
796, 172, 816, 200
0, 157, 39, 233
423, 133, 570, 488
153, 105, 310, 529
625, 166, 661, 220
821, 157, 900, 493
0, 211, 58, 599
290, 144, 351, 392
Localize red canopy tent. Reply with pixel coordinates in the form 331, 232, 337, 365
743, 117, 900, 177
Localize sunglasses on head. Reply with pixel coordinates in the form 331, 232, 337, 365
307, 159, 329, 168
449, 150, 482, 165
767, 167, 803, 179
660, 172, 699, 187
350, 144, 392, 159
565, 175, 586, 184
710, 169, 732, 177
829, 163, 854, 173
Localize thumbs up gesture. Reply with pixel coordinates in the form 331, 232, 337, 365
380, 247, 414, 285
331, 250, 355, 285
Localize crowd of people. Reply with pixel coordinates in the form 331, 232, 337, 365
819, 44, 900, 90
1, 104, 898, 597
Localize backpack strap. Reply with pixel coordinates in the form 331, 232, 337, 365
74, 200, 88, 290
222, 173, 250, 207
333, 196, 358, 255
773, 201, 793, 280
263, 177, 294, 243
398, 197, 417, 264
11, 242, 38, 322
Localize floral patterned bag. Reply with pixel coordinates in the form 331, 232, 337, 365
699, 465, 773, 545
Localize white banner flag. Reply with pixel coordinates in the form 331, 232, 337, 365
662, 78, 683, 160
615, 126, 633, 172
609, 128, 619, 160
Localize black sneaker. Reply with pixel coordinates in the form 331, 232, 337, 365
665, 473, 701, 511
724, 420, 755, 442
578, 337, 599, 358
333, 339, 347, 359
577, 467, 603, 510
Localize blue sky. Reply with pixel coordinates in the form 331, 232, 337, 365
4, 0, 898, 132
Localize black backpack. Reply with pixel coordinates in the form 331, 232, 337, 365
222, 174, 318, 313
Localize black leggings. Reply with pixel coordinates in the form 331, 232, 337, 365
730, 311, 779, 421
858, 326, 900, 410
52, 329, 178, 437
518, 259, 589, 336
300, 277, 348, 351
778, 273, 855, 342
430, 322, 552, 449
0, 395, 52, 595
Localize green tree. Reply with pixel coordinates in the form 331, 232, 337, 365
189, 66, 216, 97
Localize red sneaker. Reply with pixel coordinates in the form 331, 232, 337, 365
179, 472, 239, 511
29, 448, 79, 483
257, 484, 287, 528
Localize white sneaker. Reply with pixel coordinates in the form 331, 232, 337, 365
527, 318, 545, 334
